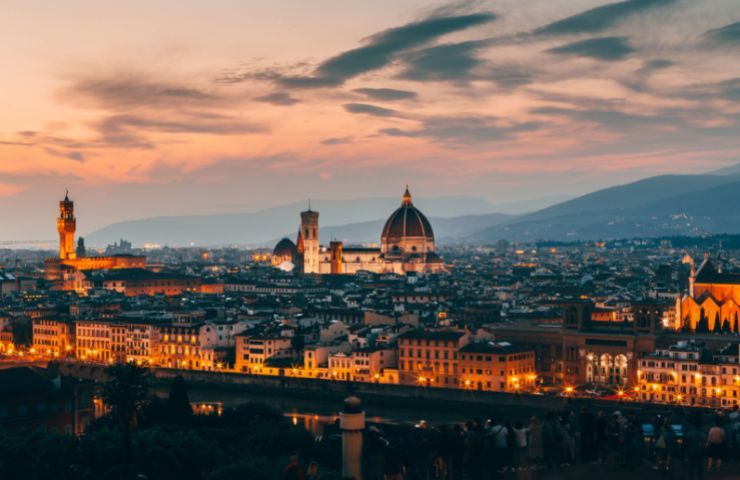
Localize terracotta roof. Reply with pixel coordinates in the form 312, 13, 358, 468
381, 188, 434, 240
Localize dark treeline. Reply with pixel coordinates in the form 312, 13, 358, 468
0, 365, 343, 480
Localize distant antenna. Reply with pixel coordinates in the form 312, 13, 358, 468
308, 198, 312, 211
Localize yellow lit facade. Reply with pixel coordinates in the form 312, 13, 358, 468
32, 318, 75, 357
638, 341, 740, 407
156, 325, 204, 369
75, 321, 112, 362
459, 343, 536, 392
397, 330, 469, 387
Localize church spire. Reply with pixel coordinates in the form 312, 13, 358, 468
402, 185, 412, 206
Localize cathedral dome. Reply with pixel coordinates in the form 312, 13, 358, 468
272, 238, 297, 266
381, 187, 435, 257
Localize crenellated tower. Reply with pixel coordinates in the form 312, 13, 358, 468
57, 191, 76, 260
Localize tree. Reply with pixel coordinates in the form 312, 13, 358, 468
735, 312, 739, 334
166, 375, 193, 423
102, 362, 151, 479
291, 334, 305, 353
713, 312, 722, 333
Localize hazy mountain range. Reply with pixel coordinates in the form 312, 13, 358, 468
85, 165, 740, 247
85, 196, 509, 247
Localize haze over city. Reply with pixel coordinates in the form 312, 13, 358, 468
2, 0, 740, 239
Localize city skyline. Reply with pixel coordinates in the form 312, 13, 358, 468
3, 4, 740, 478
1, 0, 740, 238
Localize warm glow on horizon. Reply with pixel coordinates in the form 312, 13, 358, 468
0, 0, 739, 239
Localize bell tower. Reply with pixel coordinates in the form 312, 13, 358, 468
300, 204, 319, 274
57, 191, 77, 260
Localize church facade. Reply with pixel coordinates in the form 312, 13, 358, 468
272, 187, 444, 275
676, 255, 740, 333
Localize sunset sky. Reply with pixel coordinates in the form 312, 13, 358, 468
1, 0, 739, 239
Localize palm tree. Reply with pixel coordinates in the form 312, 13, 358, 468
101, 362, 151, 479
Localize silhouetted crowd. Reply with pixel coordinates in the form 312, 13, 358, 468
355, 404, 740, 479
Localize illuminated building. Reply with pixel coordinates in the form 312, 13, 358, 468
677, 255, 740, 333
114, 323, 158, 365
101, 268, 202, 296
234, 334, 294, 373
156, 324, 205, 369
489, 300, 668, 387
275, 187, 445, 275
303, 343, 351, 376
32, 318, 74, 357
638, 341, 739, 407
329, 352, 354, 380
77, 319, 157, 364
75, 320, 112, 362
351, 346, 397, 383
397, 330, 470, 387
459, 342, 536, 392
57, 191, 76, 260
45, 193, 146, 288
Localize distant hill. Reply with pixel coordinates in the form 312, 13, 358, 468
710, 161, 740, 176
302, 212, 513, 245
469, 174, 740, 242
85, 195, 500, 247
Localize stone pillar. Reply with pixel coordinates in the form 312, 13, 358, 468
340, 395, 365, 480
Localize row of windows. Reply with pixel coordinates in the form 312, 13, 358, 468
402, 339, 455, 347
401, 349, 458, 360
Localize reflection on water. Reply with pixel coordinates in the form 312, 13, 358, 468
192, 402, 224, 416
288, 413, 337, 438
180, 388, 473, 433
285, 411, 423, 438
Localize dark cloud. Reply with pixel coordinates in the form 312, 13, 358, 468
99, 113, 263, 135
535, 0, 677, 36
44, 148, 86, 163
343, 103, 398, 117
673, 77, 740, 103
60, 73, 217, 110
380, 116, 538, 143
353, 88, 417, 101
636, 59, 673, 75
532, 106, 688, 133
623, 59, 674, 92
277, 76, 342, 88
705, 21, 740, 45
546, 36, 635, 61
54, 71, 265, 151
488, 65, 534, 88
275, 13, 496, 88
254, 91, 300, 106
398, 40, 486, 81
720, 78, 740, 101
0, 139, 33, 146
320, 136, 354, 145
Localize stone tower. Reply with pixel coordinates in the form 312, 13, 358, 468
300, 207, 319, 274
330, 241, 343, 274
57, 192, 76, 260
76, 237, 86, 258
